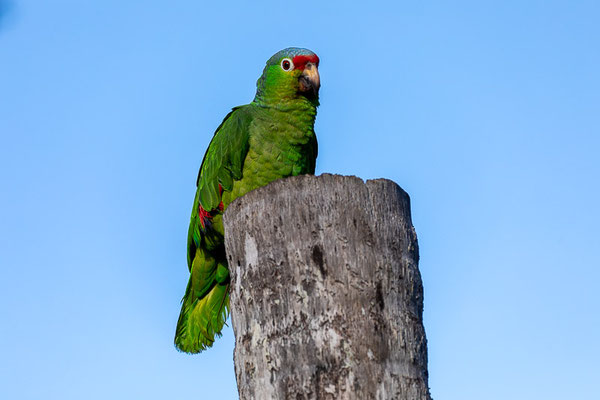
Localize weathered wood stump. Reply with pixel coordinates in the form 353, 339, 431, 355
223, 174, 430, 400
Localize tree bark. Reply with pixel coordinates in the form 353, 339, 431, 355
223, 174, 430, 400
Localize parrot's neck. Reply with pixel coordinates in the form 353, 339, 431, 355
254, 98, 317, 131
252, 94, 319, 113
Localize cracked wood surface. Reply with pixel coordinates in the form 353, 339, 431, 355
224, 174, 431, 400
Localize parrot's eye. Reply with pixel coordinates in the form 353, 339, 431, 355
280, 58, 293, 71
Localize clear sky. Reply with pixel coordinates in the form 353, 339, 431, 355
1, 1, 598, 399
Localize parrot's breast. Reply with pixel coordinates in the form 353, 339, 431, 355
225, 106, 317, 206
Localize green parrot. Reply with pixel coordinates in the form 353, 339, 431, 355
175, 47, 321, 353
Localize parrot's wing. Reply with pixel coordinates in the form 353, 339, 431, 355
197, 106, 252, 210
187, 106, 252, 268
175, 106, 253, 353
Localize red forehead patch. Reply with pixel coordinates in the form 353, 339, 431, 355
292, 54, 320, 70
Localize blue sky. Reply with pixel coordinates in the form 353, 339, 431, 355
1, 1, 598, 399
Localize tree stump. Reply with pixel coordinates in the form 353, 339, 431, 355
223, 174, 430, 400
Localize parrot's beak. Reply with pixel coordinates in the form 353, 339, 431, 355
298, 62, 320, 98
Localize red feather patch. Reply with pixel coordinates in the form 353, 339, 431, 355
292, 54, 319, 70
198, 185, 225, 229
198, 205, 211, 229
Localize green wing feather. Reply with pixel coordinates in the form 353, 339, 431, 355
186, 106, 252, 267
176, 106, 252, 353
197, 106, 251, 212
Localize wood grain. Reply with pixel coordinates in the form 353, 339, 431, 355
224, 174, 431, 400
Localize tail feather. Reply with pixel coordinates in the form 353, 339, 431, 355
175, 247, 230, 353
175, 281, 230, 353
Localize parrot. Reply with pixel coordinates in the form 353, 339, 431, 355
175, 47, 321, 353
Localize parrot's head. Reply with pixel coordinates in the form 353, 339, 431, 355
254, 47, 320, 106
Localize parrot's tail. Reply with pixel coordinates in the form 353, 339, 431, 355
174, 249, 230, 354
